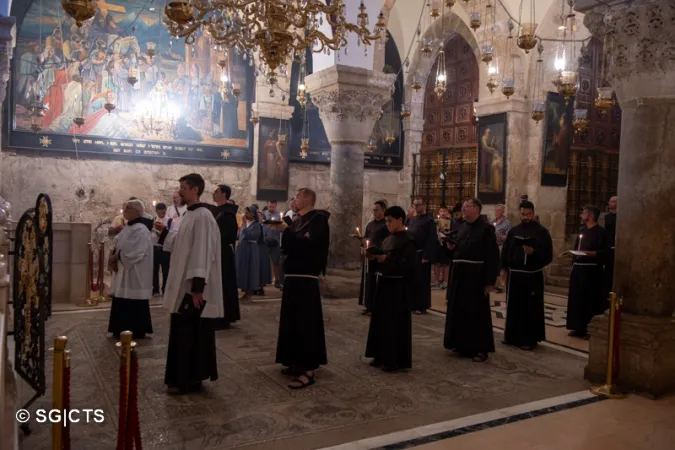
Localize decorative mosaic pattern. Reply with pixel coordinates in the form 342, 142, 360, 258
23, 300, 586, 449
490, 300, 568, 328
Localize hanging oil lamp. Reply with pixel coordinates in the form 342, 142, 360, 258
232, 86, 241, 99
470, 12, 481, 31
502, 79, 515, 99
301, 138, 310, 152
481, 44, 493, 63
411, 78, 423, 91
446, 0, 456, 7
367, 137, 378, 151
517, 22, 538, 54
595, 87, 614, 116
421, 37, 433, 57
385, 132, 396, 145
250, 110, 260, 125
486, 76, 499, 94
434, 50, 447, 99
430, 1, 441, 18
531, 103, 545, 123
61, 0, 97, 28
73, 117, 85, 127
400, 103, 411, 118
297, 82, 307, 108
30, 115, 42, 133
146, 42, 156, 61
558, 71, 577, 105
573, 108, 589, 133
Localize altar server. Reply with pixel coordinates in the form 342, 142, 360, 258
365, 206, 417, 372
107, 199, 154, 339
161, 173, 224, 395
272, 188, 329, 389
501, 201, 553, 350
444, 198, 500, 362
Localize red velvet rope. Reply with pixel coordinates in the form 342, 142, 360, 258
116, 359, 128, 450
89, 244, 105, 292
612, 303, 622, 381
130, 352, 142, 450
97, 243, 104, 293
62, 363, 71, 450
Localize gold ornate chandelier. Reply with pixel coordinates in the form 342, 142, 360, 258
163, 0, 386, 87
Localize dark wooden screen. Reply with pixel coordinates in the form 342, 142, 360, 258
415, 35, 479, 212
565, 37, 621, 236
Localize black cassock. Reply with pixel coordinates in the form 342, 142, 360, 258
365, 231, 418, 370
501, 222, 553, 347
276, 209, 330, 371
566, 225, 610, 334
604, 212, 617, 294
359, 218, 389, 310
444, 219, 499, 356
211, 203, 241, 329
405, 214, 437, 312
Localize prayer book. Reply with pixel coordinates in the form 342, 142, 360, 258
365, 246, 385, 256
514, 236, 537, 247
263, 219, 283, 225
569, 250, 587, 256
178, 293, 207, 317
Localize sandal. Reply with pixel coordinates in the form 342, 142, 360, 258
288, 371, 316, 390
472, 353, 488, 362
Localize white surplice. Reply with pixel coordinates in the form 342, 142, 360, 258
112, 221, 153, 299
163, 205, 224, 319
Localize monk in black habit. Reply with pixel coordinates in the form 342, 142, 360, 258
210, 184, 241, 329
405, 198, 437, 314
359, 200, 390, 315
271, 188, 329, 389
501, 201, 553, 350
365, 206, 418, 372
566, 205, 610, 338
444, 198, 499, 362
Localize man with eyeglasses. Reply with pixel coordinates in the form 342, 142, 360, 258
443, 197, 500, 362
405, 198, 437, 314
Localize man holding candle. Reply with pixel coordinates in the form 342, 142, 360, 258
405, 198, 437, 314
500, 201, 553, 350
566, 205, 610, 338
358, 200, 389, 315
443, 198, 500, 362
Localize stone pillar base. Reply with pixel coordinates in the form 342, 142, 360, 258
586, 312, 675, 398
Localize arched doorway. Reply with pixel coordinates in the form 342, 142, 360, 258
565, 37, 621, 236
412, 34, 479, 212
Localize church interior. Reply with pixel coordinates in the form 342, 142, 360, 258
1, 0, 674, 449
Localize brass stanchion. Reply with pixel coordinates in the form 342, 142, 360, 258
115, 331, 139, 450
51, 336, 68, 450
93, 243, 109, 303
590, 292, 627, 399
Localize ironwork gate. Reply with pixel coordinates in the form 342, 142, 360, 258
13, 193, 53, 408
412, 147, 477, 213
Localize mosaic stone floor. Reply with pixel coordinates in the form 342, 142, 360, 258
20, 299, 589, 450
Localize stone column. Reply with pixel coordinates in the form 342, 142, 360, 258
305, 65, 395, 269
581, 0, 675, 397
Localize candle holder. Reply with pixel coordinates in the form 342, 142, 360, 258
502, 79, 515, 99
470, 12, 481, 31
300, 138, 310, 152
595, 87, 615, 116
486, 76, 499, 94
481, 45, 493, 63
446, 0, 456, 7
400, 103, 411, 118
517, 22, 538, 54
367, 137, 378, 151
277, 133, 287, 147
385, 133, 396, 145
421, 37, 433, 57
430, 2, 441, 18
411, 78, 423, 91
531, 102, 545, 123
573, 108, 589, 132
558, 71, 578, 105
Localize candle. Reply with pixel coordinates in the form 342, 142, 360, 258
119, 209, 123, 214
577, 234, 583, 251
366, 239, 369, 248
152, 200, 157, 207
356, 227, 360, 236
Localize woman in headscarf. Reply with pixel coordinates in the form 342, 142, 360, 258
236, 206, 262, 301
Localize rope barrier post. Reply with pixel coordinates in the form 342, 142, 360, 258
62, 350, 71, 450
51, 336, 67, 450
591, 292, 627, 399
115, 331, 137, 450
95, 242, 109, 303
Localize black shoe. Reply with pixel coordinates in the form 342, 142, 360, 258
254, 288, 265, 296
369, 359, 383, 367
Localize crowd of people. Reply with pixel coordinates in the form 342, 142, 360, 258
103, 174, 617, 392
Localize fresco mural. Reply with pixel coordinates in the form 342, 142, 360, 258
287, 31, 404, 168
9, 0, 254, 163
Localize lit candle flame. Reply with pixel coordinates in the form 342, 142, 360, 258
356, 227, 360, 236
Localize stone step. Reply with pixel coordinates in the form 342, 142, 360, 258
547, 274, 570, 288
545, 284, 569, 297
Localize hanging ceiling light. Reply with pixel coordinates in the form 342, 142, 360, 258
163, 0, 386, 89
400, 103, 411, 118
516, 0, 537, 54
486, 63, 499, 93
367, 137, 378, 151
502, 21, 516, 99
61, 0, 97, 28
480, 1, 495, 64
250, 109, 260, 125
573, 108, 589, 132
556, 4, 578, 105
594, 30, 615, 116
531, 41, 545, 123
434, 0, 447, 99
446, 0, 457, 7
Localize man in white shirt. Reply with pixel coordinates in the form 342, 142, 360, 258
159, 173, 224, 395
167, 191, 187, 219
107, 199, 154, 339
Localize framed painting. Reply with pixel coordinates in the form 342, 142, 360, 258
6, 0, 254, 164
256, 117, 290, 201
541, 91, 575, 186
477, 113, 507, 204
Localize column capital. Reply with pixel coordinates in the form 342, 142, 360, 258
583, 0, 675, 103
0, 15, 16, 106
305, 65, 396, 144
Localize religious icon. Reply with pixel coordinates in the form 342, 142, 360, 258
477, 113, 507, 204
256, 118, 290, 200
541, 91, 575, 186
